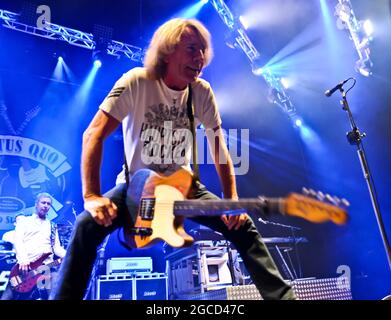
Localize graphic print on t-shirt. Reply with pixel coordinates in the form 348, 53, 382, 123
139, 98, 192, 174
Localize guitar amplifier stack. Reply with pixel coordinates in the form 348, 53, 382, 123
92, 257, 168, 300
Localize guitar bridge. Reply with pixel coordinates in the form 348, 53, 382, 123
129, 227, 153, 236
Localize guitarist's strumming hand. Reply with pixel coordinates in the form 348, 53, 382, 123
19, 263, 30, 274
84, 195, 118, 227
221, 196, 249, 231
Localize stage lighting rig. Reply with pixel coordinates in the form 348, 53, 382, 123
334, 0, 373, 77
0, 8, 145, 63
210, 0, 297, 122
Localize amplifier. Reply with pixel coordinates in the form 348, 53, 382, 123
134, 273, 168, 300
106, 257, 153, 275
94, 275, 133, 300
93, 273, 168, 300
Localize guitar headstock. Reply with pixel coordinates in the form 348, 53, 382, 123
283, 189, 349, 225
25, 106, 41, 122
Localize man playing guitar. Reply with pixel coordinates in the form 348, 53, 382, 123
1, 193, 66, 300
51, 18, 298, 300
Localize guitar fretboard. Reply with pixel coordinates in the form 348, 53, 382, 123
173, 198, 283, 217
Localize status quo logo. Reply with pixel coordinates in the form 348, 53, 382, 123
0, 135, 72, 230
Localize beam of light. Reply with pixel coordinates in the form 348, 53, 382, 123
238, 0, 315, 30
261, 14, 352, 95
73, 63, 100, 109
53, 57, 64, 80
297, 124, 325, 155
319, 0, 339, 61
61, 59, 76, 83
172, 1, 206, 19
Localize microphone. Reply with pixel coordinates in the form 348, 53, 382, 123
324, 78, 350, 97
258, 217, 268, 224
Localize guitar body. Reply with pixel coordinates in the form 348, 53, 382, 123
123, 168, 194, 249
9, 253, 51, 293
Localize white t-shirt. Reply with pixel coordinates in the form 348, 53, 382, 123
99, 67, 222, 183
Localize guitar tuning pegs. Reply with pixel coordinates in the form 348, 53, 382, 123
341, 198, 350, 207
333, 196, 342, 205
302, 187, 320, 199
325, 193, 334, 203
308, 188, 318, 198
316, 191, 325, 201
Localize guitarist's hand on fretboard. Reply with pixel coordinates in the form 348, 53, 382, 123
221, 213, 248, 230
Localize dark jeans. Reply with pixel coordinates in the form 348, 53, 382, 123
50, 183, 295, 300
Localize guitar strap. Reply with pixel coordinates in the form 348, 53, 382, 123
50, 222, 56, 251
186, 84, 201, 188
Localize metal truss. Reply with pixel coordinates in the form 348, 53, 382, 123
209, 0, 297, 119
334, 0, 373, 76
210, 0, 259, 63
0, 9, 144, 63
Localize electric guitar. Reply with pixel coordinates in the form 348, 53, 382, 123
9, 253, 62, 293
122, 169, 349, 249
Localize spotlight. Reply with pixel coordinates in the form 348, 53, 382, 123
355, 58, 372, 77
252, 67, 263, 76
200, 0, 209, 4
251, 59, 265, 76
362, 19, 373, 37
92, 50, 103, 68
239, 15, 249, 30
295, 118, 303, 127
58, 56, 64, 63
92, 24, 113, 69
94, 59, 102, 69
280, 77, 290, 89
291, 116, 303, 128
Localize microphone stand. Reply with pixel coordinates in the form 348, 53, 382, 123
338, 86, 391, 271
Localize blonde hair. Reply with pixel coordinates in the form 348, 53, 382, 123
144, 18, 213, 79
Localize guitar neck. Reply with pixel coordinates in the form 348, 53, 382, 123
47, 259, 61, 268
173, 198, 282, 217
